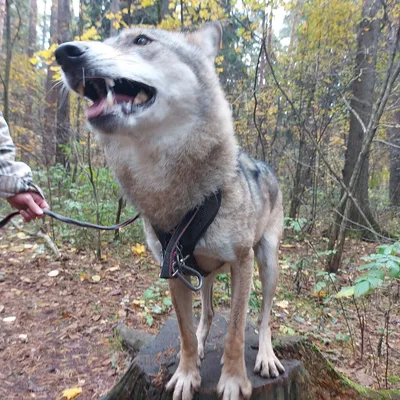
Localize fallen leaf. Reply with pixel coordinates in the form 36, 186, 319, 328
91, 275, 101, 283
92, 314, 101, 322
48, 270, 59, 277
79, 272, 87, 281
61, 387, 82, 399
107, 265, 120, 272
355, 369, 374, 387
3, 316, 16, 323
132, 243, 146, 256
0, 305, 4, 313
11, 288, 22, 296
276, 300, 289, 309
19, 334, 28, 342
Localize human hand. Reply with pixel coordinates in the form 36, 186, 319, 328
7, 192, 50, 222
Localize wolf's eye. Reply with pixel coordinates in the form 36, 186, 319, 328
134, 35, 152, 46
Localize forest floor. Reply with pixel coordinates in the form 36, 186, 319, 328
0, 222, 399, 399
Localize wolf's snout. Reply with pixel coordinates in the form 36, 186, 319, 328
55, 42, 87, 71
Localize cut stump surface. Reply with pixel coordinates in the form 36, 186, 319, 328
103, 315, 310, 400
103, 314, 400, 400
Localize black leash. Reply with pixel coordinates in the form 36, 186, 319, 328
0, 209, 140, 230
1, 190, 222, 293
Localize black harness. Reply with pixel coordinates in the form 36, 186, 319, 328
152, 189, 222, 292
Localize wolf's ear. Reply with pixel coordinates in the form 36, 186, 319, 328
187, 21, 222, 61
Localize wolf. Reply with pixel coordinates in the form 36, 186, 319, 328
55, 22, 285, 400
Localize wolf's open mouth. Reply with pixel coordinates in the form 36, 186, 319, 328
76, 78, 156, 120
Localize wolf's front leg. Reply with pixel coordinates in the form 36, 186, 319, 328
217, 249, 254, 400
166, 278, 201, 400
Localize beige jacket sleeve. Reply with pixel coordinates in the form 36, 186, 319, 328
0, 111, 36, 198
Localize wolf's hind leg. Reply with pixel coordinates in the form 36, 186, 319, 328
196, 271, 216, 360
254, 232, 285, 378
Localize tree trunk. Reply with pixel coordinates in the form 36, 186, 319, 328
110, 0, 120, 37
27, 0, 37, 57
41, 0, 47, 48
389, 109, 400, 205
341, 0, 381, 230
0, 0, 6, 54
55, 0, 71, 167
43, 0, 58, 166
3, 0, 12, 124
158, 0, 171, 23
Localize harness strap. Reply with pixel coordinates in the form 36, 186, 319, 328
153, 189, 222, 289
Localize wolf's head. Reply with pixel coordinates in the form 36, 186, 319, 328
56, 22, 225, 137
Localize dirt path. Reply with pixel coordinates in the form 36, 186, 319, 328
0, 227, 158, 400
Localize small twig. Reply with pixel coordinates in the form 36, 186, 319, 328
374, 138, 400, 150
253, 37, 266, 161
7, 218, 61, 259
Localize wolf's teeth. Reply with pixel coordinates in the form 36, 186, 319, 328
105, 78, 115, 88
107, 89, 114, 107
133, 90, 148, 105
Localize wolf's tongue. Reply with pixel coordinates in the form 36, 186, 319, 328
86, 95, 137, 119
86, 98, 107, 119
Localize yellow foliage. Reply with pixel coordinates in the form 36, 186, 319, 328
215, 55, 224, 65
75, 26, 101, 41
29, 57, 39, 66
141, 0, 155, 7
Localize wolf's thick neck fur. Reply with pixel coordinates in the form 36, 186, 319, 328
99, 85, 238, 232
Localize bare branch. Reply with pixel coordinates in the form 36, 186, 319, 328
374, 139, 400, 149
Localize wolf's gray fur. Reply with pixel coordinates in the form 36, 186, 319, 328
57, 22, 284, 400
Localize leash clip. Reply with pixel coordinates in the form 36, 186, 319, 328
172, 248, 203, 291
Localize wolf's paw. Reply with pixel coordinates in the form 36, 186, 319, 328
166, 366, 201, 400
254, 352, 285, 378
217, 373, 252, 400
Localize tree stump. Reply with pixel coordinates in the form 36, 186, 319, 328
103, 315, 310, 400
103, 315, 400, 400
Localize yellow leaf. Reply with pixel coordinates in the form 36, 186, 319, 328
91, 275, 101, 283
62, 387, 82, 399
314, 290, 326, 298
132, 243, 146, 256
276, 300, 289, 309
